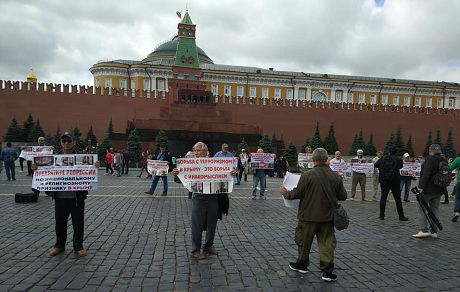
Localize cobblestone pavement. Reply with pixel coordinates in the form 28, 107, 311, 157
0, 170, 459, 291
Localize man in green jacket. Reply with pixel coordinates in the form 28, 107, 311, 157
279, 148, 347, 282
448, 157, 460, 222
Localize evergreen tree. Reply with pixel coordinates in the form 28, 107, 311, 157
349, 134, 359, 155
394, 127, 406, 156
301, 137, 310, 153
434, 128, 444, 152
155, 130, 169, 148
323, 123, 338, 154
72, 126, 85, 152
365, 133, 377, 156
127, 128, 142, 164
357, 129, 365, 150
423, 130, 433, 157
28, 119, 45, 142
310, 121, 322, 149
44, 133, 54, 146
22, 113, 35, 142
283, 142, 298, 168
107, 117, 114, 138
384, 132, 395, 154
4, 117, 23, 142
444, 129, 457, 158
237, 138, 249, 153
258, 134, 274, 153
406, 136, 414, 157
53, 126, 62, 153
85, 126, 98, 147
97, 136, 111, 164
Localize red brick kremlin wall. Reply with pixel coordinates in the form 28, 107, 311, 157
1, 80, 459, 155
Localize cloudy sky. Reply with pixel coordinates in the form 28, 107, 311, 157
1, 0, 459, 85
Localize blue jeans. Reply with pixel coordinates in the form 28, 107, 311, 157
149, 175, 168, 194
455, 181, 460, 213
400, 178, 411, 200
252, 175, 266, 197
4, 161, 15, 180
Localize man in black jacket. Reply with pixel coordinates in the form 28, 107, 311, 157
374, 147, 408, 221
413, 144, 445, 238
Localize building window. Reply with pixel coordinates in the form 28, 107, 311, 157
274, 88, 281, 99
177, 72, 184, 79
415, 97, 421, 107
104, 78, 112, 88
358, 93, 365, 104
335, 91, 343, 102
298, 89, 306, 100
262, 87, 269, 98
426, 97, 432, 108
437, 98, 443, 108
381, 95, 388, 105
143, 79, 150, 91
287, 89, 294, 99
347, 92, 353, 103
449, 97, 455, 108
393, 96, 399, 105
370, 94, 376, 104
237, 86, 244, 97
95, 79, 100, 88
224, 85, 231, 96
119, 79, 126, 89
157, 79, 165, 91
189, 72, 195, 80
313, 92, 326, 102
404, 96, 410, 106
130, 80, 135, 90
249, 87, 256, 97
211, 84, 218, 95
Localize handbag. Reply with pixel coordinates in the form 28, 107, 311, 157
315, 172, 349, 230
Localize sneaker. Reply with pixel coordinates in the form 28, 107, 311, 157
289, 262, 308, 274
203, 246, 218, 255
350, 198, 354, 201
322, 272, 338, 282
144, 191, 153, 195
251, 196, 256, 200
260, 195, 266, 200
161, 192, 167, 196
440, 200, 449, 204
404, 199, 410, 202
399, 216, 409, 221
430, 233, 438, 239
412, 231, 431, 238
191, 251, 205, 260
452, 213, 459, 222
49, 247, 65, 256
74, 249, 87, 257
372, 198, 378, 202
362, 198, 367, 201
379, 216, 384, 220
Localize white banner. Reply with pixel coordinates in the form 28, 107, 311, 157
20, 146, 54, 161
147, 159, 169, 176
32, 154, 98, 191
176, 157, 234, 193
400, 161, 421, 177
298, 153, 314, 169
329, 162, 353, 178
250, 153, 275, 169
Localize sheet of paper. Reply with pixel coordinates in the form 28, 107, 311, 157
282, 195, 300, 208
282, 172, 300, 208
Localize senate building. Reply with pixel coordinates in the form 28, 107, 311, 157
2, 10, 460, 155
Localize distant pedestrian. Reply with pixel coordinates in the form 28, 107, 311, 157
448, 156, 460, 222
2, 142, 18, 181
400, 153, 414, 202
251, 148, 267, 200
351, 149, 367, 201
144, 145, 171, 196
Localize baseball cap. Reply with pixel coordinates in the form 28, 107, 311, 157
222, 143, 229, 148
403, 153, 410, 158
61, 131, 73, 140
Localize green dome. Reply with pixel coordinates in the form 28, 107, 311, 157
143, 36, 214, 64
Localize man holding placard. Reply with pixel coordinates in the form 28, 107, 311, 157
251, 148, 274, 200
145, 144, 171, 196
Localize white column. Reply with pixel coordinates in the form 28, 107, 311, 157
151, 77, 157, 98
294, 86, 299, 100
331, 88, 336, 102
343, 88, 349, 103
306, 86, 312, 101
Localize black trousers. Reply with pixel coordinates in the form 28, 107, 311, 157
380, 180, 405, 218
54, 197, 85, 251
27, 160, 33, 175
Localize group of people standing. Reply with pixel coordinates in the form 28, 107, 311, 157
104, 148, 130, 177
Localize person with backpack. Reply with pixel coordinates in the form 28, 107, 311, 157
413, 144, 448, 238
374, 147, 408, 221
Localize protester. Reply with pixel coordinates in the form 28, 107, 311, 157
329, 151, 345, 163
2, 142, 18, 181
42, 131, 99, 257
172, 142, 236, 260
374, 147, 409, 221
32, 137, 53, 197
372, 151, 383, 202
26, 136, 46, 176
279, 148, 347, 282
214, 143, 234, 158
400, 153, 414, 202
235, 155, 244, 185
239, 149, 249, 181
413, 144, 445, 238
448, 156, 460, 222
144, 144, 171, 196
251, 148, 268, 200
351, 149, 367, 201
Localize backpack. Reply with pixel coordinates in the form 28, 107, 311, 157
379, 155, 397, 181
432, 157, 452, 188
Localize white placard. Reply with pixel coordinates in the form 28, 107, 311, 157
20, 146, 54, 161
298, 153, 314, 169
250, 153, 275, 169
147, 159, 169, 176
282, 172, 300, 208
